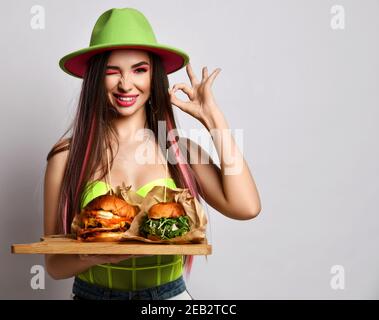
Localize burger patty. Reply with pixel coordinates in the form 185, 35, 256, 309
81, 210, 133, 229
82, 217, 131, 229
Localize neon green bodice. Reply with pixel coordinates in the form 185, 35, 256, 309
77, 178, 184, 291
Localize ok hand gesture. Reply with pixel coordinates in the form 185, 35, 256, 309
169, 63, 222, 129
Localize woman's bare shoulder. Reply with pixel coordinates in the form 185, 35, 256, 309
46, 137, 71, 162
44, 138, 71, 187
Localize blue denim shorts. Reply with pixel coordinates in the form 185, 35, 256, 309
72, 275, 187, 300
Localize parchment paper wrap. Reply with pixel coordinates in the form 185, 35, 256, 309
116, 182, 145, 207
121, 185, 208, 244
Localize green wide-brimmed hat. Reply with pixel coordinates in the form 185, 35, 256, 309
59, 7, 189, 78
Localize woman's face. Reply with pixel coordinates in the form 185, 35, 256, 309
105, 49, 152, 117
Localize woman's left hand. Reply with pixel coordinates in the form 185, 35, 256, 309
169, 63, 222, 129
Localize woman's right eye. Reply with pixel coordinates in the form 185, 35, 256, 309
106, 71, 119, 75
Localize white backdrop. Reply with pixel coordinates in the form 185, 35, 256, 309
1, 0, 379, 299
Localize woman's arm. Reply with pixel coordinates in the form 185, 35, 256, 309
181, 110, 261, 220
170, 64, 261, 220
43, 143, 136, 280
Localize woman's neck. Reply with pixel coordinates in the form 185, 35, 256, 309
111, 107, 147, 143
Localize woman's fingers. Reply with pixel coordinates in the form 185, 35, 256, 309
201, 67, 208, 83
171, 83, 194, 100
169, 83, 195, 113
205, 68, 222, 87
169, 65, 221, 116
169, 91, 189, 113
186, 63, 199, 86
186, 63, 220, 87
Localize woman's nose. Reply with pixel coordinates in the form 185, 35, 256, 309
118, 73, 133, 91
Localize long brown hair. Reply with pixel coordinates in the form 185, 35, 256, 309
47, 50, 203, 276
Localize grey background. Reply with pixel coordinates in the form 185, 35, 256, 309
1, 0, 378, 299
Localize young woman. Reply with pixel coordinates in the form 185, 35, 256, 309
44, 8, 261, 300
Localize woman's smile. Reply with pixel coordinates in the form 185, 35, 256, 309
113, 93, 139, 107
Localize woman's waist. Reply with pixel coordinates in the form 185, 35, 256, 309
77, 255, 184, 291
73, 274, 187, 300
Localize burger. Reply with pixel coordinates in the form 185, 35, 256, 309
73, 194, 138, 242
139, 202, 191, 240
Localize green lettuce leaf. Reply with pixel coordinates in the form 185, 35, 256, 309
139, 215, 190, 240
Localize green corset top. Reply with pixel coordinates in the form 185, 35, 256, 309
77, 178, 184, 291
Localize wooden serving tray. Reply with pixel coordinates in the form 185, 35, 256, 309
11, 235, 212, 255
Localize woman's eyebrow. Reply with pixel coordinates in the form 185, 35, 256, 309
106, 61, 150, 69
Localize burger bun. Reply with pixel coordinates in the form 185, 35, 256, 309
85, 194, 138, 218
79, 231, 125, 242
148, 202, 185, 219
